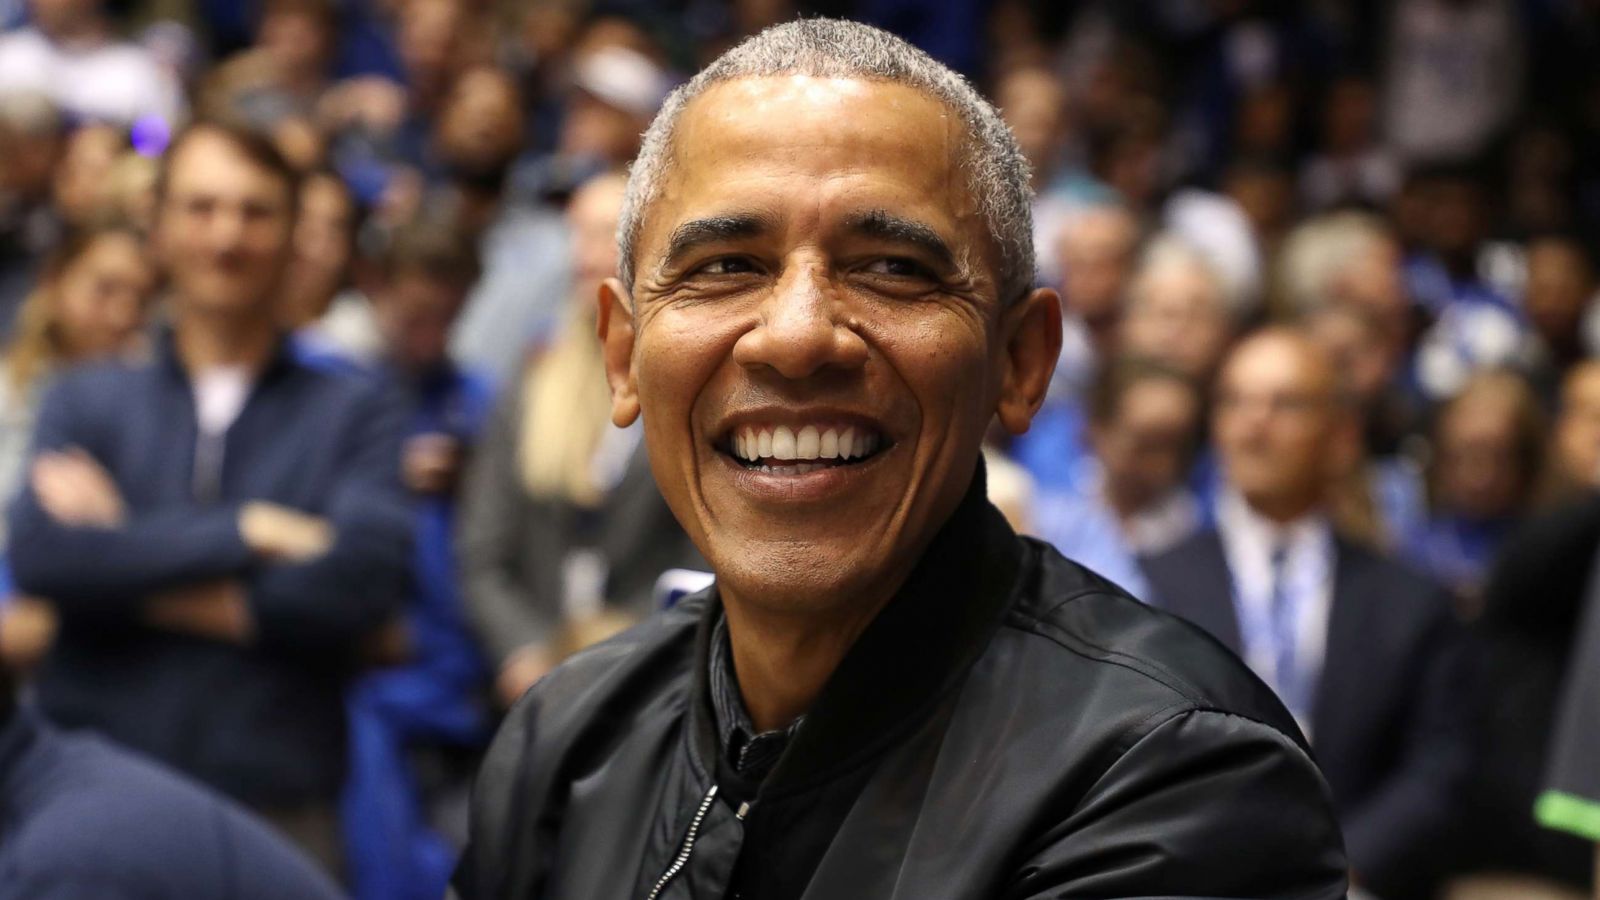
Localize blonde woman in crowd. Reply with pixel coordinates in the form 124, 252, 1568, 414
0, 221, 158, 671
457, 171, 701, 708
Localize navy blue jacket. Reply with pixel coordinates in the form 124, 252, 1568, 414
0, 702, 347, 899
1142, 529, 1471, 899
5, 331, 412, 804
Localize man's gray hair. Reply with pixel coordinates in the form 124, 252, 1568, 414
617, 18, 1036, 303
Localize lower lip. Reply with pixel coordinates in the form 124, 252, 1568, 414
714, 446, 891, 503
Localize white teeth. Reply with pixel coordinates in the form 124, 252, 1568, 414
730, 424, 882, 463
796, 425, 819, 460
819, 429, 839, 459
771, 425, 797, 461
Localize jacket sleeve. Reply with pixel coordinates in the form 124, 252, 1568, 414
245, 377, 413, 654
1339, 593, 1471, 896
456, 377, 555, 667
1009, 708, 1349, 899
6, 377, 253, 622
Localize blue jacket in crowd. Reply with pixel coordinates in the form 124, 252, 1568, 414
5, 330, 413, 806
0, 703, 347, 899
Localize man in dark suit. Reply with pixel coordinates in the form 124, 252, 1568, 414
1143, 326, 1469, 899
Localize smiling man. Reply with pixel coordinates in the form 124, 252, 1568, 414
457, 19, 1347, 900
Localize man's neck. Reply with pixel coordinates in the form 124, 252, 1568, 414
174, 311, 279, 373
719, 583, 901, 734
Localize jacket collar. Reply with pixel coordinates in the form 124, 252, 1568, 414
688, 460, 1026, 799
154, 323, 299, 386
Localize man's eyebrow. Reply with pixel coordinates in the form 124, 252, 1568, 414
844, 209, 957, 269
662, 213, 774, 269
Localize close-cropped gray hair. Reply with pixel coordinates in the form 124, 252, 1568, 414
616, 18, 1036, 304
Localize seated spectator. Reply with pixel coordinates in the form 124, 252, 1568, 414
1141, 328, 1470, 898
0, 0, 183, 126
1519, 233, 1598, 406
1303, 302, 1428, 551
458, 171, 702, 709
282, 170, 383, 366
1008, 201, 1140, 490
0, 670, 346, 900
1014, 234, 1232, 494
0, 221, 157, 672
1545, 360, 1600, 498
5, 121, 413, 872
1298, 75, 1401, 213
1031, 357, 1203, 597
51, 124, 131, 231
1052, 200, 1139, 394
341, 216, 493, 900
1406, 371, 1545, 607
1119, 235, 1236, 386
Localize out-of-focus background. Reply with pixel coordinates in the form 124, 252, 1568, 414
3, 1, 1600, 898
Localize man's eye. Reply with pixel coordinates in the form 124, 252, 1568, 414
863, 257, 934, 279
694, 257, 759, 276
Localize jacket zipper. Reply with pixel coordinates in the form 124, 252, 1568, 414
644, 784, 721, 900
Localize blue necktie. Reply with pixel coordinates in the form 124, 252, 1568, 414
1268, 542, 1303, 720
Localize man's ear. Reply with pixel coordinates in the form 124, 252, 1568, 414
995, 287, 1063, 436
597, 277, 641, 428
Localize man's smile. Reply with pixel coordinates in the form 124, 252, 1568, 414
720, 422, 887, 472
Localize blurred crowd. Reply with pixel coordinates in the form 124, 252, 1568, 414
2, 0, 1600, 898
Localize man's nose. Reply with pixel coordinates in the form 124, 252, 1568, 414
733, 265, 868, 380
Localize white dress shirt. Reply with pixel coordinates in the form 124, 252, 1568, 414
1215, 490, 1334, 738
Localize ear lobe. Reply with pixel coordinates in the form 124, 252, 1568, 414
995, 287, 1063, 436
597, 277, 641, 428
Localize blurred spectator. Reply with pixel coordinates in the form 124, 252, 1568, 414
458, 172, 702, 709
1031, 357, 1204, 598
1141, 328, 1470, 898
0, 221, 155, 672
1301, 299, 1429, 557
438, 66, 575, 381
0, 92, 63, 333
51, 124, 131, 230
1119, 236, 1236, 385
0, 0, 182, 126
1054, 200, 1139, 386
1299, 75, 1401, 213
1457, 496, 1600, 895
284, 170, 384, 366
1224, 155, 1296, 266
0, 669, 347, 900
200, 0, 341, 119
1013, 234, 1233, 497
994, 64, 1075, 285
1546, 360, 1600, 500
5, 121, 412, 871
1518, 233, 1599, 405
1404, 164, 1527, 401
342, 217, 492, 900
1407, 371, 1545, 607
1382, 0, 1523, 164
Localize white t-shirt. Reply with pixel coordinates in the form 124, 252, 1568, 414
191, 365, 253, 437
0, 27, 182, 125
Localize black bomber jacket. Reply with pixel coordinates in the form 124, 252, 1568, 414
456, 469, 1350, 899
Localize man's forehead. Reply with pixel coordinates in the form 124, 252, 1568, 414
648, 75, 980, 240
674, 75, 958, 168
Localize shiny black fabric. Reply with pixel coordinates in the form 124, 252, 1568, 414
456, 471, 1349, 899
